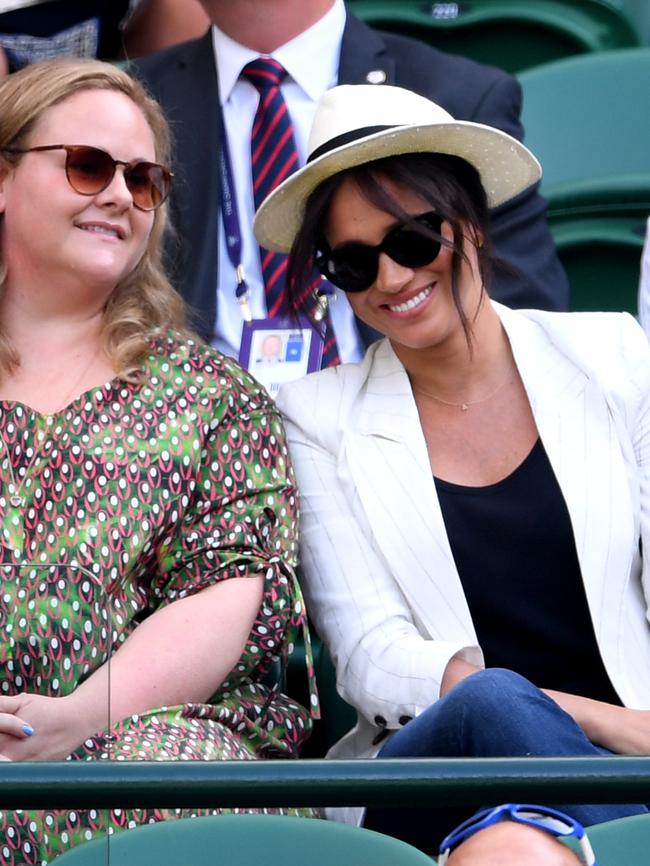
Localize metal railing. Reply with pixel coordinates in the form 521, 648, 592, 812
1, 756, 650, 810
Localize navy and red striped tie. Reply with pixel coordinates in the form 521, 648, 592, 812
242, 57, 340, 366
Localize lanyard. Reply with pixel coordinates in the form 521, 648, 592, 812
218, 128, 252, 322
218, 108, 335, 325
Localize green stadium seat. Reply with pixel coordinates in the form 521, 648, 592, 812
586, 813, 650, 865
49, 814, 433, 865
518, 49, 650, 312
348, 0, 640, 73
548, 195, 648, 314
621, 0, 650, 44
519, 48, 650, 193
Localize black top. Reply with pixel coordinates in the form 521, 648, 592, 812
435, 438, 621, 704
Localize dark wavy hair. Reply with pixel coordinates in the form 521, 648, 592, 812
286, 152, 497, 347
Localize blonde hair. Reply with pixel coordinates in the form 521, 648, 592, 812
0, 57, 191, 382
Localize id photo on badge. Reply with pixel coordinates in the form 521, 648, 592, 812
240, 319, 322, 396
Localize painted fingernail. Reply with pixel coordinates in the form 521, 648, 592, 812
22, 724, 34, 736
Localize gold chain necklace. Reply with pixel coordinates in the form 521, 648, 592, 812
413, 375, 511, 412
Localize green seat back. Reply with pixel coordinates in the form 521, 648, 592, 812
586, 813, 650, 865
552, 223, 644, 314
519, 48, 650, 196
620, 0, 650, 44
49, 814, 433, 865
519, 50, 650, 313
550, 215, 646, 314
546, 179, 649, 314
348, 0, 639, 73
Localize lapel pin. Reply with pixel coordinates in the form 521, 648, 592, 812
365, 69, 387, 84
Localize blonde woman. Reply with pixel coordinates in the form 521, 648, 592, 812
0, 58, 313, 863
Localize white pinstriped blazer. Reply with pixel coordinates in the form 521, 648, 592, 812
276, 303, 650, 761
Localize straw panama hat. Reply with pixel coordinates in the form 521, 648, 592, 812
253, 83, 542, 253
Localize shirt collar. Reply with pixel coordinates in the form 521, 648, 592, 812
211, 0, 346, 104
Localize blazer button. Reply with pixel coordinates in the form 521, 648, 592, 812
374, 715, 387, 727
398, 715, 413, 726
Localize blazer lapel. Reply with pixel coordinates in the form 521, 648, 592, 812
497, 305, 636, 657
344, 341, 478, 644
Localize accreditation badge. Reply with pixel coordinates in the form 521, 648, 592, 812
238, 316, 324, 397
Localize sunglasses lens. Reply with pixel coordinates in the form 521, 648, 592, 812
318, 212, 443, 293
125, 162, 171, 211
65, 147, 170, 211
319, 245, 377, 293
387, 216, 442, 269
66, 146, 114, 194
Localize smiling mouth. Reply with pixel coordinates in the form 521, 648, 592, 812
386, 285, 434, 313
77, 224, 123, 240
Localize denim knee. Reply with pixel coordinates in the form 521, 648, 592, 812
381, 667, 605, 761
447, 667, 541, 712
430, 667, 556, 744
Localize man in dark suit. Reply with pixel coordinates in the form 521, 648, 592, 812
133, 0, 569, 354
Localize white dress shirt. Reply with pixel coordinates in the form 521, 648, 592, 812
209, 0, 364, 364
639, 216, 650, 339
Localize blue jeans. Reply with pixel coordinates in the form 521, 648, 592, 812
363, 668, 647, 852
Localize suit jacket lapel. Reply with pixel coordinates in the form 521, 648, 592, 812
338, 13, 396, 85
165, 33, 221, 337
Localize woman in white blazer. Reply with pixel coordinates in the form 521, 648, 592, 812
254, 83, 650, 855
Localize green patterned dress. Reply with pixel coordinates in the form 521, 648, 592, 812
0, 334, 316, 864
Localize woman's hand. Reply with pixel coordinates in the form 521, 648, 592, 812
0, 699, 35, 760
0, 693, 91, 761
546, 690, 650, 755
440, 657, 482, 697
